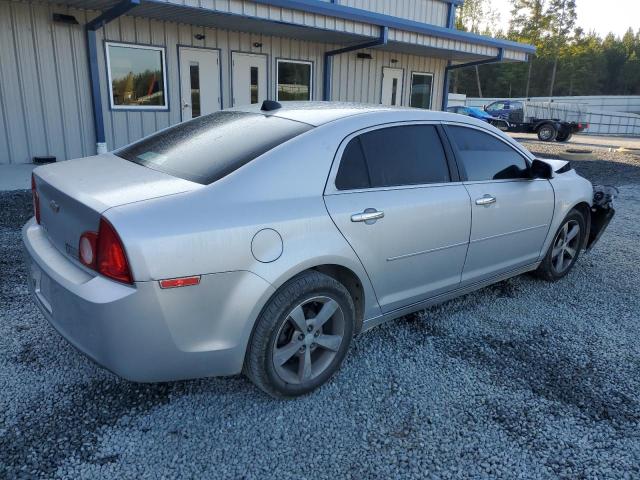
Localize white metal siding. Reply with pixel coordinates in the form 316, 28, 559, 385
0, 1, 95, 165
331, 47, 447, 108
8, 1, 547, 164
95, 15, 339, 151
338, 0, 449, 27
389, 28, 499, 59
163, 0, 378, 37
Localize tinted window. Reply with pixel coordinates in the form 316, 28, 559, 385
115, 111, 312, 184
447, 126, 529, 181
335, 125, 449, 190
335, 137, 370, 190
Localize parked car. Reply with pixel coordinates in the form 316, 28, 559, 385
446, 105, 509, 130
24, 102, 615, 397
483, 99, 588, 142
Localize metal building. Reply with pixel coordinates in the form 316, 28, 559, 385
0, 0, 534, 165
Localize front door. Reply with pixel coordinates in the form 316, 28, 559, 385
381, 67, 403, 106
324, 124, 471, 313
443, 124, 555, 284
232, 52, 267, 107
179, 47, 221, 121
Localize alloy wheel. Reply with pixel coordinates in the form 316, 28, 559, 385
551, 220, 581, 274
272, 296, 345, 385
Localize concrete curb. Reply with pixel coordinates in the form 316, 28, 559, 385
0, 164, 36, 191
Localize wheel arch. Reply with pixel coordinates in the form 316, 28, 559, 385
534, 120, 561, 132
570, 201, 592, 249
266, 262, 371, 335
310, 264, 366, 334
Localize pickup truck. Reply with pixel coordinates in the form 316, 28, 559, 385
483, 100, 589, 142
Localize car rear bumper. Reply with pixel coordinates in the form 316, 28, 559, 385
22, 218, 274, 382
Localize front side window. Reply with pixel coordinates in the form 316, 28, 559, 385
106, 43, 167, 109
486, 101, 506, 112
115, 112, 312, 184
276, 60, 312, 101
446, 125, 529, 181
410, 73, 433, 109
335, 125, 450, 190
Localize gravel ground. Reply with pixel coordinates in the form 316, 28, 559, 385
521, 138, 640, 186
1, 152, 639, 479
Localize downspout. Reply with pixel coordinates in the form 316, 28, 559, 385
441, 48, 504, 111
446, 2, 456, 29
85, 0, 141, 154
323, 26, 388, 101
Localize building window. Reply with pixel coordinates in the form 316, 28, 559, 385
106, 42, 168, 110
410, 72, 433, 109
276, 59, 312, 101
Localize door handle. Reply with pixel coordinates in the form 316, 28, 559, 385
351, 208, 384, 223
475, 195, 497, 206
182, 102, 190, 109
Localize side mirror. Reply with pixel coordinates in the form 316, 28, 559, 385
530, 159, 553, 179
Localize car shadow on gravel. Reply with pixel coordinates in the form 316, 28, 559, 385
439, 333, 639, 424
0, 376, 246, 477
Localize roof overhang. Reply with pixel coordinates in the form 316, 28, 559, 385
47, 0, 534, 63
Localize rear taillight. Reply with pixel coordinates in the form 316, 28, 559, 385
31, 174, 40, 224
79, 218, 132, 284
97, 218, 132, 284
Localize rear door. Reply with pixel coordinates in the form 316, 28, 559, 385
443, 124, 554, 284
324, 123, 471, 313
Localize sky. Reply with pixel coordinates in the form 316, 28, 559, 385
490, 0, 640, 38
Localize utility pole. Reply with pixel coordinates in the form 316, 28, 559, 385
475, 65, 483, 97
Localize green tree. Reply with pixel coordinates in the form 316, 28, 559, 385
546, 0, 577, 95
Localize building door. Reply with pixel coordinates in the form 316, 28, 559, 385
179, 47, 221, 121
381, 67, 403, 106
232, 52, 267, 107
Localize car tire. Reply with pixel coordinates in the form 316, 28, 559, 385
536, 209, 586, 281
556, 131, 573, 142
537, 123, 558, 142
244, 270, 355, 398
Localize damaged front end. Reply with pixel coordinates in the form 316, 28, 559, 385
586, 185, 618, 251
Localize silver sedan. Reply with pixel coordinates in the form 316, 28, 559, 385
23, 102, 615, 397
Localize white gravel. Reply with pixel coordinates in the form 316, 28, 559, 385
1, 181, 639, 479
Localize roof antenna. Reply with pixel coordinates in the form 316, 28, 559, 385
261, 100, 281, 111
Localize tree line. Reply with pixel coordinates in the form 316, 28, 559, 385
451, 0, 640, 98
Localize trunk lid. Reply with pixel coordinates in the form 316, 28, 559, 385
33, 153, 201, 263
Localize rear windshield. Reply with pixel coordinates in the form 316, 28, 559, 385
115, 111, 312, 184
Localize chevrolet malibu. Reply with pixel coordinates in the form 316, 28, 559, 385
24, 101, 615, 397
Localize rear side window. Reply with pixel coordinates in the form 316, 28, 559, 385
335, 138, 370, 190
115, 111, 312, 184
446, 126, 529, 181
334, 125, 450, 190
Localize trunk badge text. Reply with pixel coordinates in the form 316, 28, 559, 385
49, 200, 60, 213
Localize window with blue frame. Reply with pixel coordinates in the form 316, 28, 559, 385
106, 42, 168, 110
